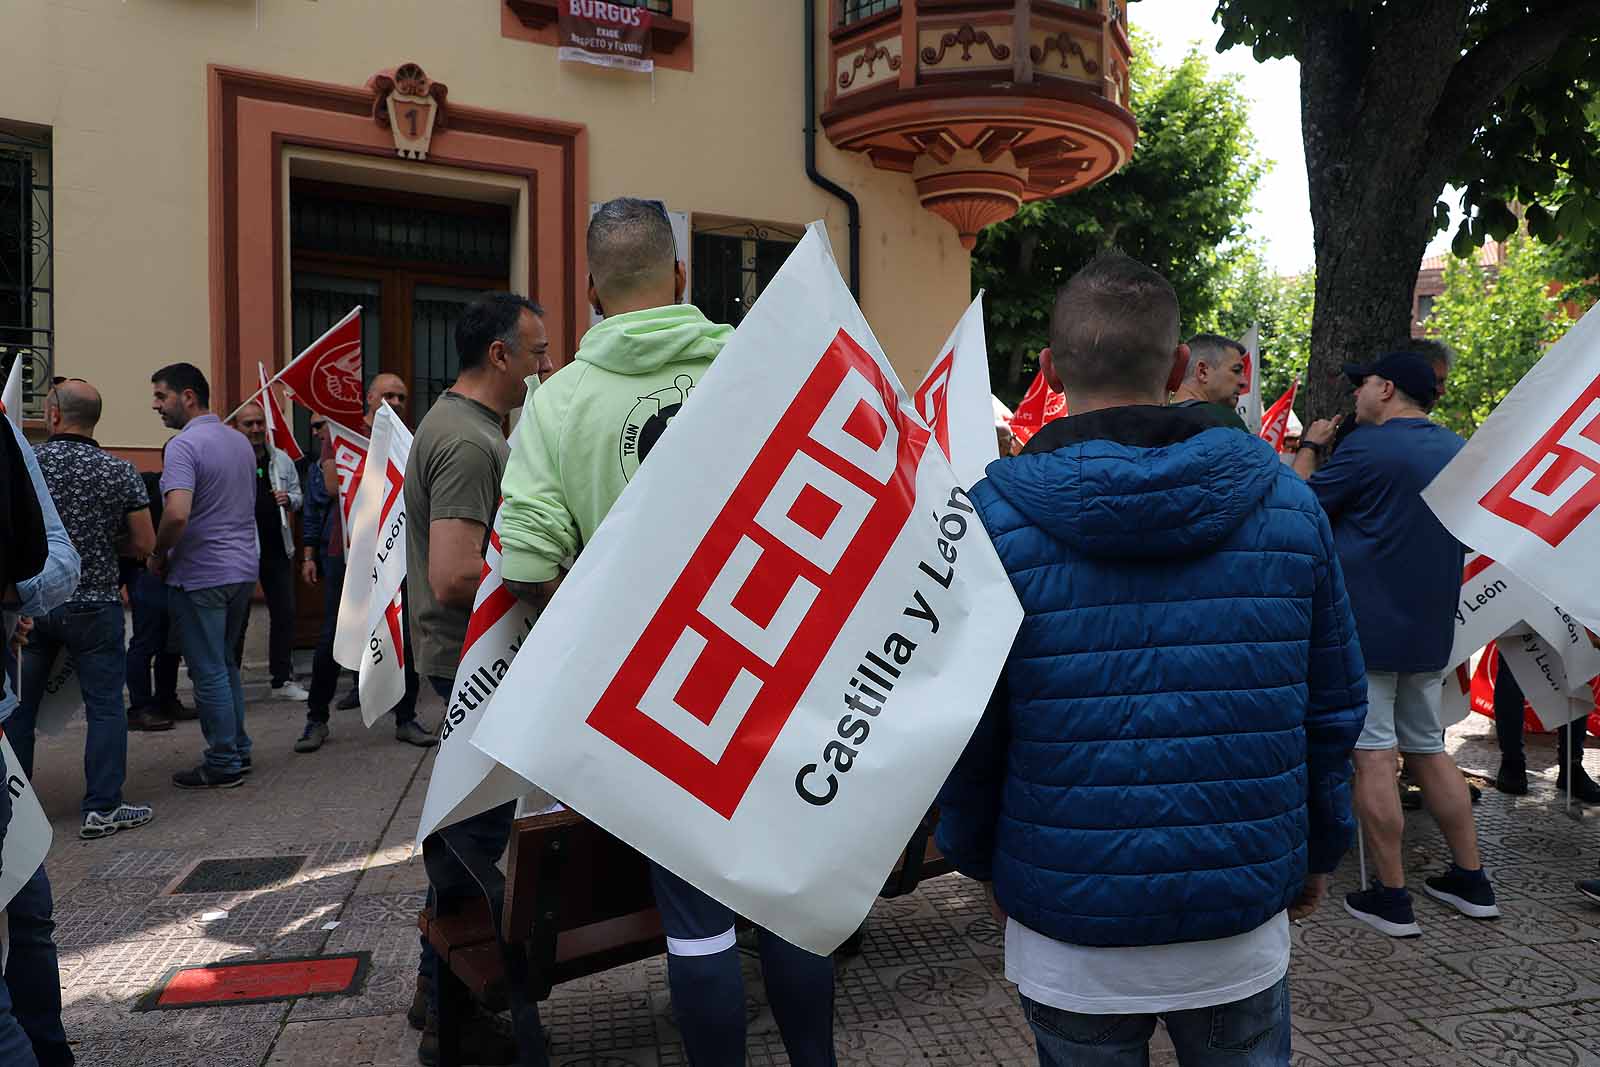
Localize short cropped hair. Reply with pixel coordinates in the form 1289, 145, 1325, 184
50, 381, 102, 429
1395, 337, 1456, 375
151, 362, 211, 409
454, 293, 545, 372
1184, 333, 1246, 382
1049, 252, 1181, 396
588, 197, 677, 303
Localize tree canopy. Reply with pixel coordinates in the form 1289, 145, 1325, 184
1201, 0, 1600, 420
973, 36, 1264, 402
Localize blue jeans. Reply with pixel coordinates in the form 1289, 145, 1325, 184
0, 745, 72, 1066
125, 570, 179, 709
1022, 977, 1291, 1066
650, 862, 836, 1066
14, 601, 128, 815
169, 583, 253, 775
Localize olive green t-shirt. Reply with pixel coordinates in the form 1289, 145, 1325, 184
403, 390, 509, 680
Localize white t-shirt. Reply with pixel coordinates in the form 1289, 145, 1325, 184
1005, 911, 1290, 1015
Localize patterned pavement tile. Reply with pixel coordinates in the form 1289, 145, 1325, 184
545, 992, 658, 1055
1436, 945, 1600, 1008
858, 913, 969, 969
1287, 971, 1402, 1034
1298, 1022, 1456, 1067
904, 1004, 1036, 1063
835, 1019, 926, 1066
1418, 1011, 1600, 1067
873, 958, 1011, 1018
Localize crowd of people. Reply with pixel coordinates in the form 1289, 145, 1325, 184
1, 198, 1598, 1066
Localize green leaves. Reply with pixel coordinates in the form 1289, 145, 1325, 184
974, 37, 1265, 400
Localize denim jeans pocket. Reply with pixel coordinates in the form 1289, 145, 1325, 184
1024, 997, 1144, 1047
1207, 979, 1286, 1052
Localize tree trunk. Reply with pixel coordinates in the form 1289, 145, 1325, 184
1299, 5, 1465, 422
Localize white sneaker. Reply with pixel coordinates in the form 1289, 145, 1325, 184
273, 681, 311, 702
81, 803, 154, 839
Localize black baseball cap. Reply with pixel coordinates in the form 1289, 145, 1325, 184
1342, 352, 1438, 407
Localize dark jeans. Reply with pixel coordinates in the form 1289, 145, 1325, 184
236, 552, 295, 686
0, 744, 73, 1066
170, 583, 253, 775
1022, 977, 1291, 1067
307, 557, 416, 726
125, 570, 179, 709
1495, 661, 1587, 768
13, 602, 128, 816
418, 678, 533, 1041
649, 861, 837, 1066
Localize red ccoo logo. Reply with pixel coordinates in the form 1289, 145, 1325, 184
1480, 373, 1600, 547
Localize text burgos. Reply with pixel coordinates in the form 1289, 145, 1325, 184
568, 0, 647, 26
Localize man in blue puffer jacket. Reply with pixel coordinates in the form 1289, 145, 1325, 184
937, 252, 1367, 1067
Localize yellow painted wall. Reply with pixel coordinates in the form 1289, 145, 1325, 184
0, 0, 972, 450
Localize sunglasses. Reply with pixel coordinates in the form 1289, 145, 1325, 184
50, 376, 86, 385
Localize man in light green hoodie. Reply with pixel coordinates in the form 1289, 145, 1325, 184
499, 199, 838, 1066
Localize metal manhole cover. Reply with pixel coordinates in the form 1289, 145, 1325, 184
169, 856, 306, 894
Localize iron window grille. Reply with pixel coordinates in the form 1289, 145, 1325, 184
0, 125, 51, 421
841, 0, 898, 25
691, 223, 802, 328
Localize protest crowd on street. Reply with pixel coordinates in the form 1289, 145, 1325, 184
6, 2, 1600, 1065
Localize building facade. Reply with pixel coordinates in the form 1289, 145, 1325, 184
0, 0, 1135, 464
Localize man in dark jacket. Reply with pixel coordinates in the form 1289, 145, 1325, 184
937, 252, 1367, 1066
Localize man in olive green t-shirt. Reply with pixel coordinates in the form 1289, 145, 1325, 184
1171, 332, 1250, 431
401, 290, 552, 1066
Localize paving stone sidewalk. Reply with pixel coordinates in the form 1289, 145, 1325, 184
28, 641, 1600, 1065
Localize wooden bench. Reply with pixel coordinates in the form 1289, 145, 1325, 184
418, 806, 949, 1066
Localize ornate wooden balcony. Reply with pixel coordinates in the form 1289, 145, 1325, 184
821, 0, 1136, 248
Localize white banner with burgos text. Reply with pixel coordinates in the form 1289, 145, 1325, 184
357, 404, 413, 726
1423, 302, 1600, 631
470, 226, 1023, 954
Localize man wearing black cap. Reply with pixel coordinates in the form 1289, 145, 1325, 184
1294, 352, 1498, 939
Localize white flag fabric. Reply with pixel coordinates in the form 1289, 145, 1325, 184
1423, 301, 1600, 631
1439, 656, 1478, 732
0, 734, 52, 910
335, 415, 395, 670
1497, 628, 1595, 731
1523, 602, 1600, 692
325, 422, 370, 551
415, 510, 551, 846
1448, 552, 1548, 670
0, 357, 20, 426
357, 405, 414, 726
469, 226, 1023, 954
1235, 324, 1263, 432
913, 293, 997, 489
31, 644, 83, 738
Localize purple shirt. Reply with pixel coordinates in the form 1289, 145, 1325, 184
159, 413, 259, 589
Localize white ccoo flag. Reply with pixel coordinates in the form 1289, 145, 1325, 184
356, 404, 413, 726
913, 292, 999, 489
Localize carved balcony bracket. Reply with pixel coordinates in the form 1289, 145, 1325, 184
921, 25, 1011, 66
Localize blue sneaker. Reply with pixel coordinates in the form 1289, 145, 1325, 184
1344, 880, 1422, 937
1424, 865, 1500, 919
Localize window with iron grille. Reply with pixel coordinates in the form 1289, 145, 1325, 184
691, 223, 802, 327
841, 0, 898, 25
0, 124, 51, 421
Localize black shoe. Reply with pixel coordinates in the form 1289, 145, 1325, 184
1424, 865, 1500, 919
172, 764, 244, 790
127, 707, 176, 732
1468, 782, 1482, 804
1344, 880, 1422, 938
159, 696, 197, 721
1400, 783, 1424, 810
1555, 765, 1600, 804
1496, 760, 1529, 796
1578, 878, 1600, 906
407, 975, 431, 1031
336, 688, 360, 710
417, 1006, 517, 1066
239, 755, 253, 775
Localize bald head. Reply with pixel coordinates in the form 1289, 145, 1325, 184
366, 373, 409, 428
587, 197, 680, 314
48, 379, 103, 434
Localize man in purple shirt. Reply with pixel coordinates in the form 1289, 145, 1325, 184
148, 362, 259, 789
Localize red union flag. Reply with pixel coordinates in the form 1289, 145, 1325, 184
279, 307, 366, 429
1008, 369, 1067, 446
1424, 302, 1600, 631
1259, 380, 1298, 453
257, 364, 304, 463
467, 226, 1022, 953
913, 293, 998, 488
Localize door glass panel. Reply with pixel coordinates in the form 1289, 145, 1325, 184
290, 274, 381, 443
412, 285, 483, 423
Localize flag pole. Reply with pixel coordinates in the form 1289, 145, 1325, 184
224, 304, 363, 423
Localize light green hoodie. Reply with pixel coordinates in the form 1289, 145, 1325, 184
499, 303, 733, 583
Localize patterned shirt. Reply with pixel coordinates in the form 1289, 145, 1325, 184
33, 434, 148, 604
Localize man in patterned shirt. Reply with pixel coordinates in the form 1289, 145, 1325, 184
14, 378, 158, 839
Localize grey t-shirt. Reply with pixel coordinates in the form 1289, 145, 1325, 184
403, 391, 508, 680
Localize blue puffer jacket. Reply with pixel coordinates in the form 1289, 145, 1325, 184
936, 405, 1367, 948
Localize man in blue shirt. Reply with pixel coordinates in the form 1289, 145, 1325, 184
2, 414, 80, 1067
1295, 351, 1498, 937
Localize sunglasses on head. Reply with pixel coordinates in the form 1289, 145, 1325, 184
50, 376, 86, 385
